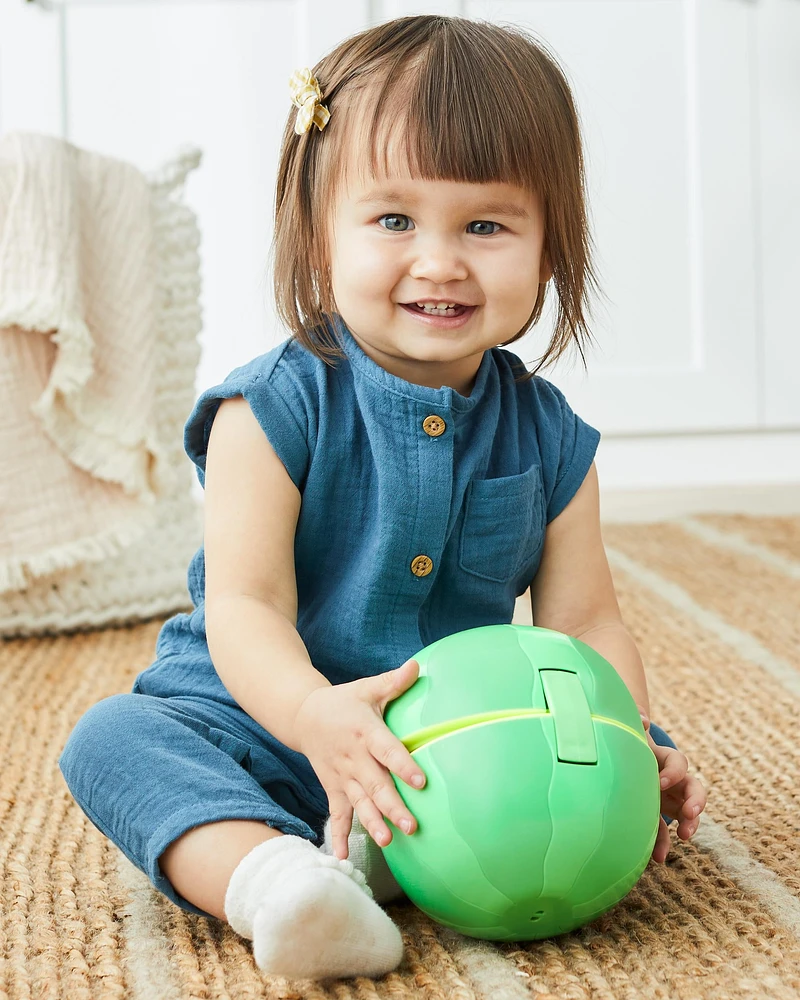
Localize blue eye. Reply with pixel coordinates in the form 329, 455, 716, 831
468, 220, 501, 236
379, 214, 414, 232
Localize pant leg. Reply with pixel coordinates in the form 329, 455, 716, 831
647, 721, 677, 825
58, 692, 329, 918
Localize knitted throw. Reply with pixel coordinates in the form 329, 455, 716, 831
0, 132, 203, 635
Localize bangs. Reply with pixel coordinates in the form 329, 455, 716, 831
330, 25, 556, 197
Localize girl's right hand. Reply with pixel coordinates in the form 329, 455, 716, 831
291, 658, 427, 861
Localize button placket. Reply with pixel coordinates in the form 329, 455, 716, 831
407, 407, 452, 583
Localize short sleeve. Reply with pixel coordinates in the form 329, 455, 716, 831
533, 377, 601, 523
183, 344, 312, 491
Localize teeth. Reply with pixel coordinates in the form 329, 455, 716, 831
417, 302, 459, 313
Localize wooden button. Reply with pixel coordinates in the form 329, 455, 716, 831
410, 555, 433, 577
422, 415, 446, 437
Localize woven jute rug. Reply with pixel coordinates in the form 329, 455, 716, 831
2, 512, 800, 999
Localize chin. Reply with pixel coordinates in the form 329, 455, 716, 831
397, 341, 463, 362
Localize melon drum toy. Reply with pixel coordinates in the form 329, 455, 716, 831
382, 624, 660, 941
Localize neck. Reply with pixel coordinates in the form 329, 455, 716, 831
348, 334, 484, 397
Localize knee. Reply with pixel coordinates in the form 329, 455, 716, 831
59, 693, 144, 798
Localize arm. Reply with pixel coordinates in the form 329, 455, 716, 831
531, 462, 708, 864
202, 395, 330, 751
205, 396, 427, 855
529, 462, 650, 717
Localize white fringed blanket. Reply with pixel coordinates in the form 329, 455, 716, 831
0, 132, 204, 634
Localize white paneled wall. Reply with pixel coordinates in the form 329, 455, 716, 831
3, 0, 799, 490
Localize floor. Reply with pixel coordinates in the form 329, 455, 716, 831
600, 481, 800, 522
7, 512, 799, 998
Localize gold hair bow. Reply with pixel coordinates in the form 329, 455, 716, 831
289, 67, 331, 135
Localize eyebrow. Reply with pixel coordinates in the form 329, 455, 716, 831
355, 191, 531, 220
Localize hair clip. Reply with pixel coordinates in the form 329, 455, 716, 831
288, 68, 331, 135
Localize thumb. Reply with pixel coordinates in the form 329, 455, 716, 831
375, 658, 420, 712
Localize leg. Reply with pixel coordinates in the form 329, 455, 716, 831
648, 721, 677, 751
59, 692, 404, 978
58, 692, 321, 917
159, 819, 283, 920
159, 814, 406, 979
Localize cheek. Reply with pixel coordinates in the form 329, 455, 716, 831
486, 250, 540, 311
334, 236, 398, 300
487, 269, 536, 313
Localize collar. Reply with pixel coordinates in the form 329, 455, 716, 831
330, 313, 493, 414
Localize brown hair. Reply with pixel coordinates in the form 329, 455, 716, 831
271, 14, 601, 377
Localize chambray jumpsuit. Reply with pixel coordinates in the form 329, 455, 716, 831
59, 316, 678, 919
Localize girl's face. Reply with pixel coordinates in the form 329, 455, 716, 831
328, 165, 551, 396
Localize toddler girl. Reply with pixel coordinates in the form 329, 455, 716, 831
60, 14, 707, 983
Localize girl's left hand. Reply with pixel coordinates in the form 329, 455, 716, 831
638, 710, 708, 864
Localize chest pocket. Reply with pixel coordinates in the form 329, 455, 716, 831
458, 465, 545, 584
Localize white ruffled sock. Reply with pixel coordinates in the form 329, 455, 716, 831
223, 833, 404, 981
320, 814, 405, 904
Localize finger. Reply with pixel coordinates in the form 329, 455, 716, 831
654, 746, 689, 790
677, 802, 702, 839
651, 817, 671, 864
347, 781, 395, 847
657, 766, 705, 812
677, 812, 701, 841
659, 789, 705, 835
365, 725, 426, 792
681, 776, 708, 820
358, 753, 420, 836
373, 658, 420, 714
676, 779, 707, 839
327, 797, 354, 861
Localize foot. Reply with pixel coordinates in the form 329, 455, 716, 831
252, 866, 404, 980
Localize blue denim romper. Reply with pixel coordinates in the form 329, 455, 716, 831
59, 316, 677, 918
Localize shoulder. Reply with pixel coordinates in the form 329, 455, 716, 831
221, 336, 324, 391
492, 347, 575, 417
185, 335, 343, 489
195, 336, 338, 422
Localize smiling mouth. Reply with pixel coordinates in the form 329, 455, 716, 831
402, 303, 473, 316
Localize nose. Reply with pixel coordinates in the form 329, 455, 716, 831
408, 235, 469, 284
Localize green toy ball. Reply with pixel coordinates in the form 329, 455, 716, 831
381, 624, 659, 941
